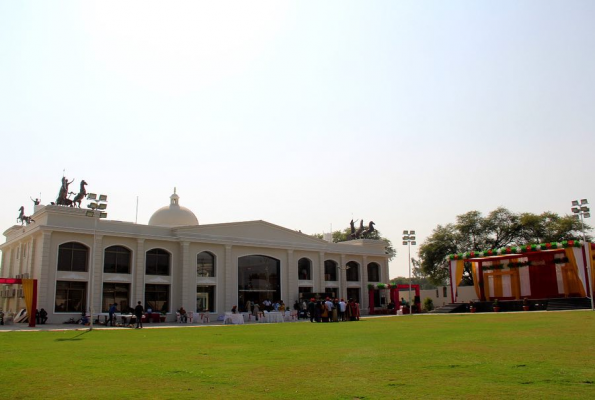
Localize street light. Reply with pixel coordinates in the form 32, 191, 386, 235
571, 199, 593, 311
402, 230, 416, 315
86, 193, 108, 330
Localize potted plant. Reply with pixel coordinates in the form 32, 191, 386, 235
522, 298, 530, 312
493, 299, 500, 313
469, 301, 476, 313
160, 311, 167, 322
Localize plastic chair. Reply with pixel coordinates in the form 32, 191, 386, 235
176, 312, 181, 323
187, 311, 194, 323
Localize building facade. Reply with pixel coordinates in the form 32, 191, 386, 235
0, 192, 389, 322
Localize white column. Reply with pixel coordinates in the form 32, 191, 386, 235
180, 241, 191, 311
318, 252, 325, 293
91, 234, 103, 315
286, 249, 296, 304
134, 239, 145, 303
39, 232, 52, 312
340, 254, 347, 300
361, 256, 368, 311
224, 245, 233, 312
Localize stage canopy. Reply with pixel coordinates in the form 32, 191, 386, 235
447, 241, 594, 302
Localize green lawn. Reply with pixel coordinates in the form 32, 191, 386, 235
1, 312, 594, 399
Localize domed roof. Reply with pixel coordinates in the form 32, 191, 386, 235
148, 189, 199, 227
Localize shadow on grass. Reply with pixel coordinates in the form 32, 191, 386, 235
54, 330, 92, 342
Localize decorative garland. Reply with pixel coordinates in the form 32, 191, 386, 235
446, 240, 591, 261
481, 258, 568, 270
368, 283, 399, 290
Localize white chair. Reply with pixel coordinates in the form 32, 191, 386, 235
187, 311, 194, 323
176, 312, 181, 323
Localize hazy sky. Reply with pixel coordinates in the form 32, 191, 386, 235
1, 1, 594, 279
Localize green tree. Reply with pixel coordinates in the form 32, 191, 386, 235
418, 207, 589, 285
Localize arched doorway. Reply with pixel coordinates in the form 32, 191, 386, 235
238, 255, 280, 311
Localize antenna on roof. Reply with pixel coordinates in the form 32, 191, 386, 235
135, 196, 139, 224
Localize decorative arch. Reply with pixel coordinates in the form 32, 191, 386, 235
197, 251, 216, 277
367, 262, 381, 282
145, 248, 171, 276
346, 261, 360, 281
238, 255, 280, 310
57, 242, 89, 272
0, 278, 37, 327
104, 245, 132, 274
298, 257, 312, 280
324, 260, 338, 281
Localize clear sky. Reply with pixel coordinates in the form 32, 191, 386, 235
1, 1, 594, 279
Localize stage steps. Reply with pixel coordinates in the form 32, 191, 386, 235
430, 303, 467, 314
547, 297, 592, 311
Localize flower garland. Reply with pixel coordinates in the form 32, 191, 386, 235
446, 240, 589, 261
481, 258, 568, 270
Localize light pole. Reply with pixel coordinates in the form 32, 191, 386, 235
571, 199, 593, 311
402, 230, 416, 315
85, 193, 108, 330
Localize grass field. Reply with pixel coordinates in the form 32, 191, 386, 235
1, 312, 594, 399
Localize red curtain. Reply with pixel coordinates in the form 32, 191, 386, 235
528, 253, 559, 298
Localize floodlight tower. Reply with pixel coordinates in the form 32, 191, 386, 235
85, 193, 108, 330
571, 199, 593, 311
402, 230, 416, 315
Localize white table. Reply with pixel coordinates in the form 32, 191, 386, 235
264, 312, 284, 323
225, 313, 244, 324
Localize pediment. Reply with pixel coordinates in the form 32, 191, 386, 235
174, 220, 327, 247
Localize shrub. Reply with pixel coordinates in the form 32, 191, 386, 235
423, 297, 434, 311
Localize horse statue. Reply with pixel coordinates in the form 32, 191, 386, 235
71, 180, 88, 208
56, 176, 75, 206
362, 221, 376, 238
17, 206, 35, 226
351, 220, 365, 239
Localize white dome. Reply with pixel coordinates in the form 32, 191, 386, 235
148, 189, 198, 227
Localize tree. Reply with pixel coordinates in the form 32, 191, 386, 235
313, 227, 396, 261
418, 207, 589, 285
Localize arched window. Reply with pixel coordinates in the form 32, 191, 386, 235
238, 255, 280, 310
57, 242, 89, 272
346, 261, 359, 282
104, 246, 132, 274
298, 258, 311, 280
197, 252, 216, 277
145, 249, 171, 276
324, 260, 337, 281
367, 262, 380, 282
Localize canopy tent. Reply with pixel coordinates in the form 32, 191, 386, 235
447, 241, 594, 302
368, 284, 421, 314
0, 278, 38, 327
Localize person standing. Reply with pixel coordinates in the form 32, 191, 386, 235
339, 299, 346, 321
332, 298, 339, 322
39, 308, 48, 324
252, 302, 260, 321
134, 301, 144, 329
307, 298, 316, 323
107, 303, 118, 326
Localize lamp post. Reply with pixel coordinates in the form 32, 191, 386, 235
402, 230, 416, 315
85, 193, 108, 330
571, 199, 593, 311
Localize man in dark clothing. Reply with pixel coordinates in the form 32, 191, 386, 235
134, 301, 144, 329
107, 303, 118, 326
39, 308, 48, 324
307, 298, 317, 323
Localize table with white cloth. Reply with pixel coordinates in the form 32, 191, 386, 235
264, 311, 284, 323
224, 313, 244, 324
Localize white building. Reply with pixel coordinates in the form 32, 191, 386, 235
1, 191, 389, 322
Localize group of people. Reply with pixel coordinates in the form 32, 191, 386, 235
306, 297, 360, 323
35, 308, 48, 324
